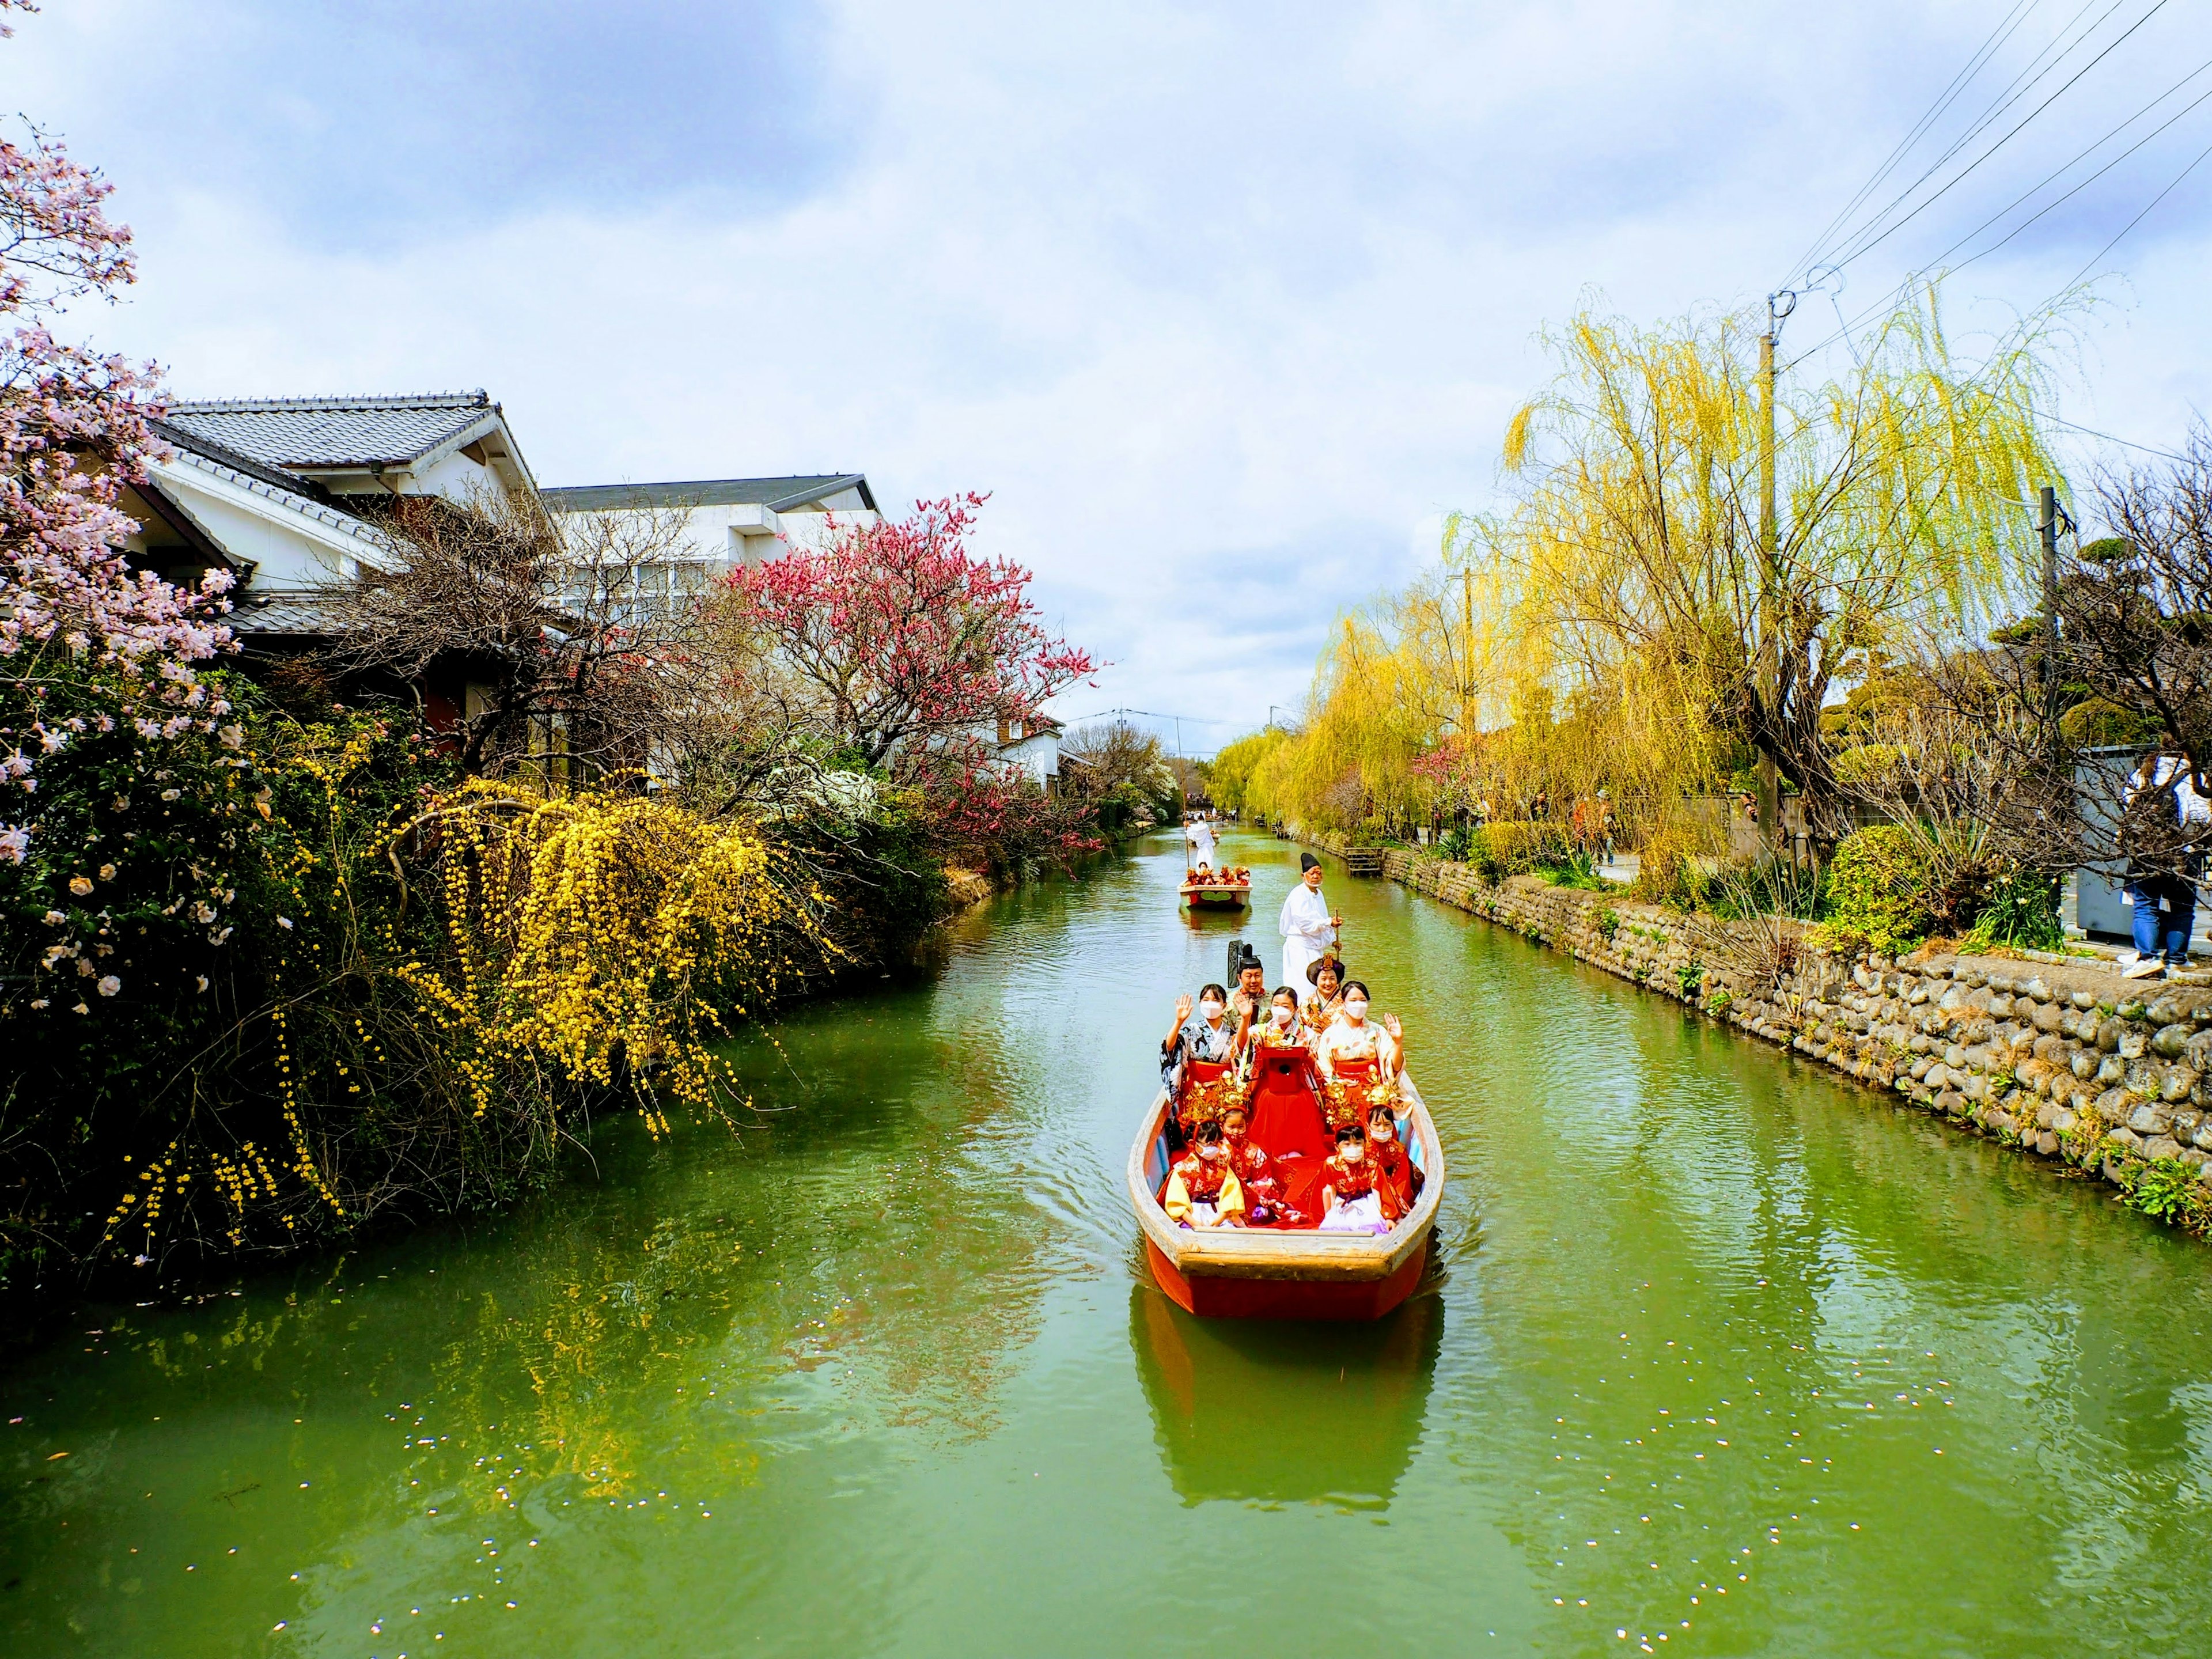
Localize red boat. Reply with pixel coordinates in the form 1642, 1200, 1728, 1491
1179, 877, 1251, 908
1125, 1058, 1444, 1321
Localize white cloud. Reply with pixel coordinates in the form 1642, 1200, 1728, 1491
14, 0, 2212, 749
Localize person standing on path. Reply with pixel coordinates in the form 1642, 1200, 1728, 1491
2120, 748, 2211, 980
1279, 852, 1340, 999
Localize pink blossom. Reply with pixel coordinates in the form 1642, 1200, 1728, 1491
0, 51, 236, 851
719, 493, 1097, 775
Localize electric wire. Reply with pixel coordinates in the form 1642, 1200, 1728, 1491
1802, 0, 2137, 279
1782, 0, 2043, 286
1789, 0, 2127, 284
2060, 125, 2212, 287
1815, 0, 2169, 279
1785, 65, 2212, 366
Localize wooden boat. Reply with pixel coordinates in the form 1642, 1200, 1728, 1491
1126, 1067, 1444, 1321
1179, 878, 1251, 908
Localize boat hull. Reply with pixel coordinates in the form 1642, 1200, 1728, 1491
1180, 884, 1250, 908
1127, 1075, 1444, 1322
1145, 1234, 1429, 1320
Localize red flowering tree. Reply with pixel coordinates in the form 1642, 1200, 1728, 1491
0, 0, 234, 862
718, 493, 1094, 775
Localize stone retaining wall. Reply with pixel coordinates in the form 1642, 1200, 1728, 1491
1324, 836, 2212, 1210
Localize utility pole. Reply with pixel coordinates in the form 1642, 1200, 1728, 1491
1756, 302, 1782, 858
2038, 483, 2068, 781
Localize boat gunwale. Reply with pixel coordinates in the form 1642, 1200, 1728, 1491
1124, 1071, 1445, 1283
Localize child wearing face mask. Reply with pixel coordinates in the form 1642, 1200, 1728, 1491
1367, 1100, 1422, 1215
1219, 1103, 1300, 1226
1317, 1121, 1400, 1233
1163, 1119, 1246, 1229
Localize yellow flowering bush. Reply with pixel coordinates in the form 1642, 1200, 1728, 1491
394, 779, 830, 1135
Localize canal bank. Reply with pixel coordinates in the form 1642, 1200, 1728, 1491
1300, 831, 2212, 1232
7, 827, 2212, 1657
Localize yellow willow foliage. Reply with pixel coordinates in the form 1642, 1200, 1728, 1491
1247, 611, 1440, 831
1210, 728, 1289, 813
1256, 280, 2066, 836
393, 781, 826, 1130
1488, 282, 2061, 812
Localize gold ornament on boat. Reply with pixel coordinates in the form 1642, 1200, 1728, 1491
1179, 1067, 1249, 1128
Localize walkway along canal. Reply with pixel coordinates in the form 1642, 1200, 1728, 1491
6, 828, 2212, 1654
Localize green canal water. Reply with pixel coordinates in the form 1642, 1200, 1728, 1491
9, 828, 2212, 1656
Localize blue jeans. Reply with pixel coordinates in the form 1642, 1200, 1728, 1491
2128, 877, 2198, 964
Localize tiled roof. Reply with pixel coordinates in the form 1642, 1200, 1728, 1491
162, 392, 498, 472
229, 590, 344, 639
150, 428, 393, 546
541, 474, 877, 514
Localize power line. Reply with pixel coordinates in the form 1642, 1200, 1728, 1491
1785, 63, 2212, 368
1816, 0, 2170, 279
2061, 124, 2212, 287
1790, 0, 2131, 283
1056, 705, 1237, 728
1786, 0, 2045, 286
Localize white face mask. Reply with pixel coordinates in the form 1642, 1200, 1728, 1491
1271, 1005, 1294, 1028
1344, 997, 1369, 1019
1199, 999, 1224, 1021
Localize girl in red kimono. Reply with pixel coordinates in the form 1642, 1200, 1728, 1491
1162, 1120, 1245, 1228
1367, 1101, 1422, 1216
1219, 1104, 1302, 1227
1318, 1121, 1404, 1233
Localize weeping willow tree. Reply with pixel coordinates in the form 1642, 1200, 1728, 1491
1255, 281, 2062, 847
1482, 281, 2061, 848
1247, 612, 1430, 831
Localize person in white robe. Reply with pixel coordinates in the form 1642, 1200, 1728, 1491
1185, 815, 1217, 871
1279, 851, 1339, 995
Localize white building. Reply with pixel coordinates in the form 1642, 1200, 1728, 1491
120, 392, 539, 714
541, 474, 880, 608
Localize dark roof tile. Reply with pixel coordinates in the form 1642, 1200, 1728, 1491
541, 474, 876, 514
164, 391, 497, 471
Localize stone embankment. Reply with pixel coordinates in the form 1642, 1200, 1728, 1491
1362, 844, 2212, 1205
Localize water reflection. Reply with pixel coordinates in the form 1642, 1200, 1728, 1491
1130, 1281, 1442, 1506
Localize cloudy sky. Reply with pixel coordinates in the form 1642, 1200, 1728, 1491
12, 1, 2212, 751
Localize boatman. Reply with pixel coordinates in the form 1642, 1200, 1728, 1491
1279, 852, 1340, 999
1185, 813, 1217, 871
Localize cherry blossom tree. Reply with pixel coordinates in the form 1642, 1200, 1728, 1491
716, 493, 1095, 777
0, 0, 234, 862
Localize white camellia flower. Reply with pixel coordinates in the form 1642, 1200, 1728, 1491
97, 975, 121, 997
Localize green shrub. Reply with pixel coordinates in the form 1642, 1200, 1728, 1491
1472, 821, 1569, 881
1537, 847, 1609, 890
1818, 825, 1936, 956
2126, 1157, 2211, 1229
2059, 696, 2159, 749
1437, 823, 1474, 863
1959, 865, 2064, 954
